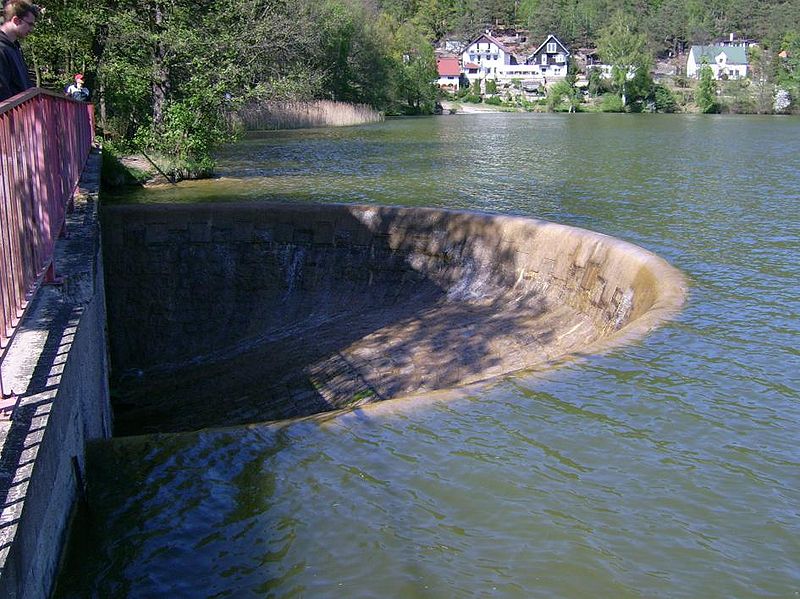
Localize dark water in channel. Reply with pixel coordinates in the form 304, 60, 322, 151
60, 115, 799, 597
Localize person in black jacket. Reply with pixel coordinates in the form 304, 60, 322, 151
0, 0, 39, 102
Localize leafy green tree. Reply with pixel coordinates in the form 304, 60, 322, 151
652, 84, 678, 112
389, 21, 439, 113
547, 63, 580, 111
696, 64, 718, 113
776, 32, 800, 109
413, 0, 457, 41
597, 12, 653, 108
587, 67, 604, 97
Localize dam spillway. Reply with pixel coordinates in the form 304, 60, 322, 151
102, 203, 686, 435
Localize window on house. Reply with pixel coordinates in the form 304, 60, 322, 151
547, 42, 557, 53
541, 54, 547, 65
556, 54, 564, 63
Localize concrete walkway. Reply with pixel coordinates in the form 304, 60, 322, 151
0, 151, 111, 599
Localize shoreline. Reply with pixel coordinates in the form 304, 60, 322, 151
439, 100, 510, 114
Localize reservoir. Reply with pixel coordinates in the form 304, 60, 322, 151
57, 114, 799, 597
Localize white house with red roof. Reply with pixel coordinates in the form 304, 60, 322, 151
436, 56, 461, 90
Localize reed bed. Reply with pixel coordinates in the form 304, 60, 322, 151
238, 100, 383, 130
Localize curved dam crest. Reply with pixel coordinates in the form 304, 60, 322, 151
102, 203, 686, 435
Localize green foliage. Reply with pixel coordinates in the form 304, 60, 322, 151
485, 79, 498, 94
599, 92, 624, 112
387, 20, 439, 114
597, 12, 653, 108
776, 32, 800, 101
696, 65, 718, 113
485, 95, 503, 105
586, 68, 604, 97
547, 66, 581, 112
470, 78, 482, 96
652, 84, 678, 112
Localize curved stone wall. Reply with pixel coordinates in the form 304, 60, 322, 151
102, 203, 686, 434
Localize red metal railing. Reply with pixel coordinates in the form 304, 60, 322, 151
0, 88, 94, 402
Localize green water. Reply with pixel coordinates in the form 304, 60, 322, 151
60, 114, 799, 597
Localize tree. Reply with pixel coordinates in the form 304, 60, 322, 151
597, 12, 653, 108
748, 45, 775, 114
776, 32, 800, 111
389, 21, 439, 113
547, 63, 580, 111
696, 64, 718, 113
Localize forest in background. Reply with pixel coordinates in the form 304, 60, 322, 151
19, 0, 800, 172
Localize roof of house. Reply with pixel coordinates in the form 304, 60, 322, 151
690, 44, 748, 65
437, 57, 461, 77
464, 33, 514, 55
528, 34, 570, 58
464, 62, 480, 69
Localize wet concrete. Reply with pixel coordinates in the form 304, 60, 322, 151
102, 203, 686, 435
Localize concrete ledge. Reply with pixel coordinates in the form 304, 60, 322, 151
0, 152, 111, 599
104, 203, 686, 435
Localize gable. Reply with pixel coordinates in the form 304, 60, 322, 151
528, 35, 570, 61
464, 33, 513, 56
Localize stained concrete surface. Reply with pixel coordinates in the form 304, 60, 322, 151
103, 203, 686, 435
0, 152, 111, 598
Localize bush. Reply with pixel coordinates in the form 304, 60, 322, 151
485, 96, 503, 105
486, 79, 498, 94
599, 93, 624, 112
652, 84, 677, 112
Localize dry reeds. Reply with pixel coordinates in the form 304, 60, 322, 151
238, 100, 383, 131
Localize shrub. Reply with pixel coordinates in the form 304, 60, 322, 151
599, 93, 624, 112
652, 84, 677, 113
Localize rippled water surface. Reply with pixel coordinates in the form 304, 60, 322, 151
60, 114, 799, 597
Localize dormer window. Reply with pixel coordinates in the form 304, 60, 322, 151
547, 42, 557, 53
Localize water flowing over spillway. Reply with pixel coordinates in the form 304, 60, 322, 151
104, 202, 685, 435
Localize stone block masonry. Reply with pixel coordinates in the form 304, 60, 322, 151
0, 151, 111, 598
103, 203, 686, 436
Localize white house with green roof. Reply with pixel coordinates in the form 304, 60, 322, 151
687, 45, 749, 80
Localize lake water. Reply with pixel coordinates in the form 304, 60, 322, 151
58, 114, 799, 597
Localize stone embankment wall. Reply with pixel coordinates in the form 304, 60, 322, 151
103, 203, 685, 435
0, 152, 111, 598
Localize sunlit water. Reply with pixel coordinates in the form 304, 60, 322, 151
59, 114, 799, 597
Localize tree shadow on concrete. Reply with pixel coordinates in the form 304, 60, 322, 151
0, 295, 83, 580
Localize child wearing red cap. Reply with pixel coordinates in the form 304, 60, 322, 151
66, 73, 89, 101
